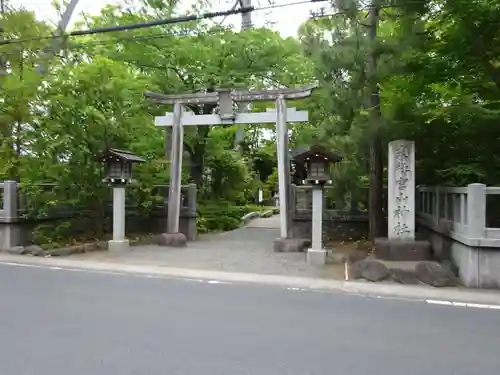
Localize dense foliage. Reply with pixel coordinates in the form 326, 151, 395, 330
1, 0, 500, 242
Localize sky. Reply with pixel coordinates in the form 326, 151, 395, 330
9, 0, 331, 38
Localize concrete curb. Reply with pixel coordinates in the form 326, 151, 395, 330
1, 253, 500, 305
240, 211, 261, 225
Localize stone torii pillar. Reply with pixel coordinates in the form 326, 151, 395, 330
145, 84, 317, 247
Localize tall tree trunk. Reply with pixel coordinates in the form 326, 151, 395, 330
367, 2, 385, 240
190, 141, 205, 187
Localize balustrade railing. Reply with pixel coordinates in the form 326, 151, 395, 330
417, 184, 500, 247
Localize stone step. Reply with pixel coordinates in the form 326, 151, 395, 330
374, 238, 432, 261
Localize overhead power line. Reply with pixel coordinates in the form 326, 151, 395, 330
0, 0, 329, 47
0, 5, 253, 46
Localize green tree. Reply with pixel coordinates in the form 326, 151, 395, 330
298, 0, 429, 239
24, 56, 159, 231
74, 0, 314, 190
0, 7, 54, 180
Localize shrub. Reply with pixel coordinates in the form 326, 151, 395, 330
197, 202, 263, 232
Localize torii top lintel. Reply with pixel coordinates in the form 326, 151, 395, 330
144, 83, 318, 105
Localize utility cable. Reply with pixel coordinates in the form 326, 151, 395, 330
0, 0, 329, 47
0, 0, 426, 57
0, 5, 253, 46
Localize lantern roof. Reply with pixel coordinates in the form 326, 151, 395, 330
100, 148, 146, 163
291, 145, 342, 163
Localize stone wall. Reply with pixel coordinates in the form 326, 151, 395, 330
290, 185, 375, 243
291, 214, 369, 243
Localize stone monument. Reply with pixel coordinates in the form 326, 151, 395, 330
375, 140, 431, 260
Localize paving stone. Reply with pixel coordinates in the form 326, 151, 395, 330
68, 217, 345, 281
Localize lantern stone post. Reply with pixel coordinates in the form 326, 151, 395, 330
292, 146, 342, 265
100, 149, 145, 252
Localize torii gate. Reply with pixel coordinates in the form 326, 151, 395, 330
145, 84, 317, 247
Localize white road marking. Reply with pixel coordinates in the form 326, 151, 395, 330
426, 299, 500, 310
1, 262, 46, 269
466, 303, 490, 309
207, 280, 232, 284
287, 287, 309, 292
0, 261, 234, 286
426, 299, 453, 306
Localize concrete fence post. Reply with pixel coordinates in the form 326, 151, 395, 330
187, 184, 197, 215
467, 183, 486, 238
433, 188, 440, 222
3, 181, 18, 222
289, 184, 296, 215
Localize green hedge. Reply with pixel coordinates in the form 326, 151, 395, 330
197, 202, 265, 233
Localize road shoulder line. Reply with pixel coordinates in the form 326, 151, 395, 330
1, 253, 500, 306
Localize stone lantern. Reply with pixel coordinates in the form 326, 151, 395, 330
293, 145, 341, 186
101, 148, 145, 186
292, 145, 342, 265
100, 148, 145, 252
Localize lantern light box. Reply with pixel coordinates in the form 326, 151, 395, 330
100, 148, 146, 186
292, 145, 342, 186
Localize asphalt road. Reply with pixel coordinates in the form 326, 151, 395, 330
0, 264, 499, 375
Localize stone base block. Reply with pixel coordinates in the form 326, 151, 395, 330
156, 232, 187, 248
374, 237, 431, 261
307, 248, 327, 266
108, 239, 130, 253
273, 238, 310, 253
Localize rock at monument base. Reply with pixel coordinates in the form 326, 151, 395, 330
24, 245, 45, 257
6, 246, 27, 255
156, 232, 187, 248
441, 259, 459, 276
83, 242, 99, 252
415, 261, 458, 287
349, 258, 390, 282
374, 237, 431, 261
49, 247, 75, 257
273, 238, 311, 253
390, 269, 419, 285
